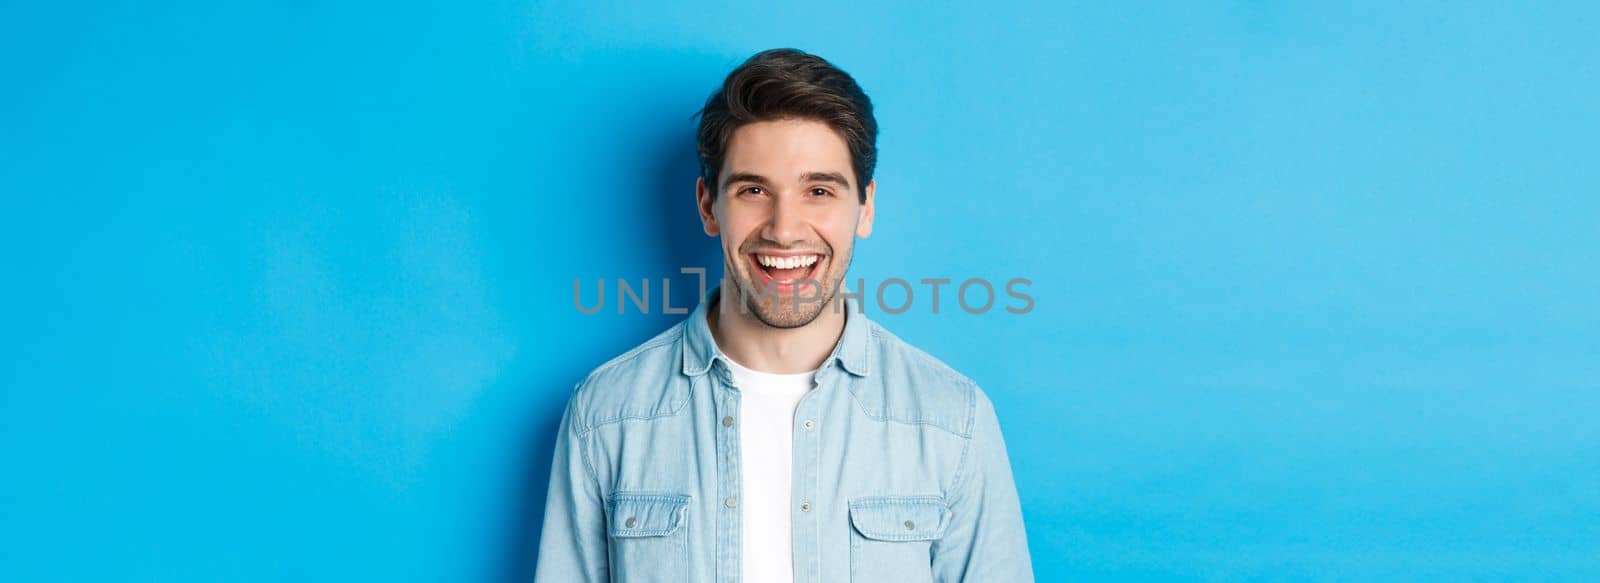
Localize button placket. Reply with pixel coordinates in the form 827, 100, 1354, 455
791, 366, 828, 582
711, 363, 743, 583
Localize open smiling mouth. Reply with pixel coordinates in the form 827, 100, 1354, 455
747, 252, 826, 295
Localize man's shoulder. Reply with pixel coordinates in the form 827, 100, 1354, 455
565, 321, 690, 434
855, 319, 992, 439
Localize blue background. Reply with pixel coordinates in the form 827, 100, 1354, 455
4, 1, 1598, 580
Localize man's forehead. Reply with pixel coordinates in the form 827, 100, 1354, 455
720, 120, 854, 184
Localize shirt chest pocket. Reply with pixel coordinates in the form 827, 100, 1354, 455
848, 495, 949, 583
606, 492, 690, 583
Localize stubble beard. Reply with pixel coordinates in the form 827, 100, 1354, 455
726, 248, 850, 330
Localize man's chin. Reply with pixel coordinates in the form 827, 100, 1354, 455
734, 279, 832, 329
751, 301, 823, 329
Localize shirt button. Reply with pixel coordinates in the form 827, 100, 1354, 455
802, 419, 815, 430
904, 520, 916, 530
722, 416, 734, 427
625, 517, 637, 528
800, 502, 812, 512
725, 496, 738, 508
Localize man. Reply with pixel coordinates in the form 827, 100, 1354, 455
535, 48, 1033, 582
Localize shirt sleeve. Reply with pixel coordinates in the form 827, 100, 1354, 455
932, 387, 1035, 582
533, 389, 610, 583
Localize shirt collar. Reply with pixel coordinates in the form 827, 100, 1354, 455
681, 285, 871, 378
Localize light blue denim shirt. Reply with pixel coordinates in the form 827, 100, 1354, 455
534, 287, 1033, 582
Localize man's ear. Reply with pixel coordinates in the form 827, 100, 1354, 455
856, 179, 876, 238
696, 176, 719, 237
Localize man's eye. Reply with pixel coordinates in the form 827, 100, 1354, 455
741, 187, 765, 196
810, 188, 832, 197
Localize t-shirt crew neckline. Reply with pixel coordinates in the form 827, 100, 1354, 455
722, 356, 819, 383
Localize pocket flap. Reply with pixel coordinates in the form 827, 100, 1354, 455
607, 492, 690, 538
848, 495, 949, 541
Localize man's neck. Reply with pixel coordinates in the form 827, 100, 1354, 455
707, 289, 845, 375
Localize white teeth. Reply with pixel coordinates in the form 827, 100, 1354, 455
756, 254, 819, 269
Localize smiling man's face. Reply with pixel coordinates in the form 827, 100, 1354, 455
696, 118, 876, 328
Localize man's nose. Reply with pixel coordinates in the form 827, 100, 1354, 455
764, 195, 807, 245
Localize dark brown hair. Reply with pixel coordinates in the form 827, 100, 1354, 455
695, 48, 877, 203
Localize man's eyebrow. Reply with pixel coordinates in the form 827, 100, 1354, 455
802, 172, 852, 188
723, 172, 771, 189
722, 171, 853, 190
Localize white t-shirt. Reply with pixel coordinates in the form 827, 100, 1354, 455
725, 357, 816, 583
